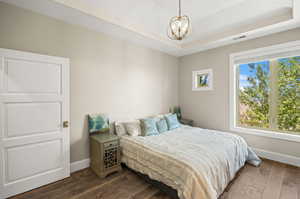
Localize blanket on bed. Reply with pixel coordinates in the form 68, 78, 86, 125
120, 126, 261, 199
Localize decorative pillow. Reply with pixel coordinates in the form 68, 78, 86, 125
88, 114, 109, 133
115, 122, 127, 136
124, 122, 142, 136
165, 114, 181, 130
156, 119, 168, 133
140, 118, 159, 136
154, 113, 172, 120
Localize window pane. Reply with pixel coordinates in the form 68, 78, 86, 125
238, 61, 270, 129
276, 56, 300, 133
237, 56, 300, 135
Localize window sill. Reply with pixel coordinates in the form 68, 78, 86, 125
231, 126, 300, 143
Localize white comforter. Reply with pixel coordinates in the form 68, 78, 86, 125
120, 126, 261, 199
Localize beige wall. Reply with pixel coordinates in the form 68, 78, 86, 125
179, 28, 300, 157
0, 2, 179, 163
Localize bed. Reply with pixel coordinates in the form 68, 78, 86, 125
120, 125, 261, 199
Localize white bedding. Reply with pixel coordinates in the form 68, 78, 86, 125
120, 125, 261, 199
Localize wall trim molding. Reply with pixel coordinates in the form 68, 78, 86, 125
253, 148, 300, 167
70, 158, 90, 173
2, 0, 300, 57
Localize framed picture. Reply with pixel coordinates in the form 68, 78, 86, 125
192, 69, 213, 91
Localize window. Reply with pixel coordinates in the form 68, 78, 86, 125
230, 41, 300, 141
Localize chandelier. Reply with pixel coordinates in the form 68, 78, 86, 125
167, 0, 191, 40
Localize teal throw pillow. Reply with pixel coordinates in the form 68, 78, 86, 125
165, 114, 181, 130
156, 119, 168, 133
140, 118, 159, 136
88, 114, 109, 133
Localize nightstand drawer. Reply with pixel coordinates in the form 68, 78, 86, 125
104, 141, 118, 148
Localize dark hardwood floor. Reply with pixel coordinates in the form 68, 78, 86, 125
9, 159, 300, 199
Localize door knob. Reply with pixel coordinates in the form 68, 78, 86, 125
63, 121, 69, 128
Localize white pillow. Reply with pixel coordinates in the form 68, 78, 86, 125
124, 121, 142, 136
115, 122, 127, 136
153, 113, 172, 121
156, 113, 172, 118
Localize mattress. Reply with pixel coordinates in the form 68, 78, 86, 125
120, 126, 261, 199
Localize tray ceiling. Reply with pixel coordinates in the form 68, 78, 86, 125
1, 0, 300, 56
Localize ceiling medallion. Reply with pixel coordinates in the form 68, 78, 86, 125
167, 0, 191, 40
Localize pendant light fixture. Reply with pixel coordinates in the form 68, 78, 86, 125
167, 0, 191, 40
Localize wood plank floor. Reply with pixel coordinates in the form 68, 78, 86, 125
10, 159, 300, 199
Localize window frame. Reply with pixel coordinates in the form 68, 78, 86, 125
229, 40, 300, 143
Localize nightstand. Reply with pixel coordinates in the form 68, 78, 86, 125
179, 118, 194, 126
90, 133, 121, 178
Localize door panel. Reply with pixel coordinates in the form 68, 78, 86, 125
4, 58, 61, 94
5, 102, 61, 137
5, 139, 62, 183
0, 48, 70, 199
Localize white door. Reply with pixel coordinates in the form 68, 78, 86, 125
0, 48, 70, 198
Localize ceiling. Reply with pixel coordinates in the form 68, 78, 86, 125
1, 0, 300, 56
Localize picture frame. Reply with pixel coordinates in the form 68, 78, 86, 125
192, 69, 213, 91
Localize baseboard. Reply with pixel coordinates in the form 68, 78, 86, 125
70, 158, 90, 173
253, 148, 300, 167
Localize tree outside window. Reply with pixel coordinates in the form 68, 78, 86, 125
238, 56, 300, 134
